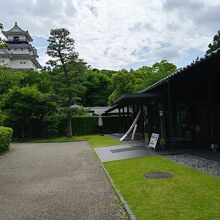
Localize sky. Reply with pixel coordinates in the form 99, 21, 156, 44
1, 0, 220, 70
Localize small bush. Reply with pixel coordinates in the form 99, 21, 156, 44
0, 126, 13, 154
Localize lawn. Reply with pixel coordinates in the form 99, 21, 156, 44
104, 156, 220, 220
33, 134, 122, 148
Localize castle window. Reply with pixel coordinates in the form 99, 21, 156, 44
13, 36, 19, 42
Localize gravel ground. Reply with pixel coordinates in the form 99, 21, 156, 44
166, 154, 220, 178
0, 142, 127, 220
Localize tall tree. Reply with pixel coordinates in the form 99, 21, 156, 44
0, 23, 6, 49
108, 60, 177, 104
206, 30, 220, 54
83, 69, 114, 106
47, 28, 87, 137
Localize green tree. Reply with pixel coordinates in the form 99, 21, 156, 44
0, 68, 21, 96
206, 30, 220, 54
1, 86, 57, 138
108, 69, 135, 104
108, 60, 177, 104
0, 23, 6, 49
83, 69, 114, 106
0, 68, 54, 130
0, 68, 52, 96
47, 28, 87, 137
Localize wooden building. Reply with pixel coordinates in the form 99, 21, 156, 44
106, 49, 220, 150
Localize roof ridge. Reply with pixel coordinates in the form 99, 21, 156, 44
8, 22, 25, 32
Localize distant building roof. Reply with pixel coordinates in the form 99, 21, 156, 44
2, 22, 33, 42
86, 106, 130, 115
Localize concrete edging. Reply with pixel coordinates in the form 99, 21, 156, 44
101, 164, 136, 220
88, 142, 136, 220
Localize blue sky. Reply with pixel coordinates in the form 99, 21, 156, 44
1, 0, 220, 70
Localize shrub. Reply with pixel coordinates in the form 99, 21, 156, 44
57, 116, 121, 136
0, 126, 13, 154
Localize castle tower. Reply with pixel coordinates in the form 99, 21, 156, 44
0, 22, 42, 70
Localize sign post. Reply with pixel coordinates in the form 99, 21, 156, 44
148, 133, 159, 149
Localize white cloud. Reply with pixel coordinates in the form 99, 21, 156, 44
1, 0, 219, 70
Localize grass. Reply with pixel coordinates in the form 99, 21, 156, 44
33, 134, 122, 148
104, 156, 220, 220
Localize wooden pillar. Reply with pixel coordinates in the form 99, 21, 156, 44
136, 104, 140, 131
132, 104, 135, 121
140, 104, 145, 139
122, 107, 125, 133
147, 100, 153, 139
208, 73, 214, 146
118, 108, 122, 133
127, 106, 130, 128
168, 80, 174, 148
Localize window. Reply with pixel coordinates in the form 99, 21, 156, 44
13, 36, 19, 41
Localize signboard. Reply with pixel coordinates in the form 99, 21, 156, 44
148, 133, 159, 149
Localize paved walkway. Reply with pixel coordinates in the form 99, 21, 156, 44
95, 145, 156, 162
0, 142, 126, 220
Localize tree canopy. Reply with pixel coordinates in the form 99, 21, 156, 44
2, 86, 57, 138
206, 30, 220, 54
108, 60, 177, 104
0, 23, 6, 49
47, 28, 87, 137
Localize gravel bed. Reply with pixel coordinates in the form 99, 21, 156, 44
165, 154, 220, 178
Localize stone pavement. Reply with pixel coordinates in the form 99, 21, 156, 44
94, 144, 156, 162
0, 142, 127, 220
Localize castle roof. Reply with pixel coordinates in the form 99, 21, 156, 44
2, 22, 33, 42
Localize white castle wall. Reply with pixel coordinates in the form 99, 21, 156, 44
10, 59, 35, 70
8, 35, 27, 41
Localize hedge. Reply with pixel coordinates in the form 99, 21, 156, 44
4, 115, 122, 138
0, 126, 13, 154
57, 116, 121, 136
73, 116, 120, 135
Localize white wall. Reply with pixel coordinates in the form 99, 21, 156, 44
0, 48, 31, 55
0, 58, 38, 70
8, 34, 27, 41
10, 48, 30, 55
10, 59, 35, 69
0, 58, 10, 67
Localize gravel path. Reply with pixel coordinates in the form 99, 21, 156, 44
166, 154, 220, 178
0, 142, 127, 220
